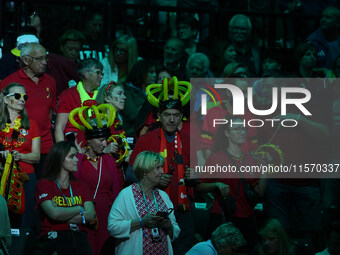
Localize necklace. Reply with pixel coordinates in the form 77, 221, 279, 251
86, 155, 101, 162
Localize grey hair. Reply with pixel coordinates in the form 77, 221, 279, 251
77, 58, 103, 80
228, 14, 252, 31
211, 223, 246, 251
186, 52, 210, 73
20, 43, 45, 60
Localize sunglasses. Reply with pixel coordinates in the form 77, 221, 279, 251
6, 93, 29, 101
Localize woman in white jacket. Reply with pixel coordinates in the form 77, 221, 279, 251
107, 151, 180, 255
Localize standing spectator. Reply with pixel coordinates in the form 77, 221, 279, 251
35, 141, 95, 255
73, 111, 121, 255
54, 58, 103, 145
108, 151, 180, 255
0, 43, 56, 179
228, 14, 261, 76
127, 99, 196, 255
47, 29, 85, 96
121, 59, 156, 137
0, 83, 40, 228
306, 6, 340, 69
100, 34, 138, 85
0, 195, 11, 255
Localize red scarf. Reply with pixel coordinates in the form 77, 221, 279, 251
160, 129, 190, 211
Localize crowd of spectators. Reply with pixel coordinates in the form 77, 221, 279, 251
0, 1, 340, 255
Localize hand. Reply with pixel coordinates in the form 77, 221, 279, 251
215, 182, 230, 198
12, 150, 22, 161
160, 174, 172, 188
185, 166, 194, 180
125, 150, 133, 163
51, 199, 57, 207
0, 150, 10, 160
104, 142, 118, 154
159, 218, 173, 234
142, 213, 163, 228
275, 113, 301, 121
75, 139, 84, 154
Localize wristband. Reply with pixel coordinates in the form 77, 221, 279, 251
80, 206, 86, 224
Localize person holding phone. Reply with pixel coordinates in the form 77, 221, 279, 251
108, 151, 180, 255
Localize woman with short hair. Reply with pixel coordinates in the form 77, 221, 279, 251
108, 151, 180, 255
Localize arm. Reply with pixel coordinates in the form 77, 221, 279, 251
54, 113, 69, 142
67, 201, 95, 224
40, 199, 83, 222
195, 182, 230, 198
13, 138, 41, 164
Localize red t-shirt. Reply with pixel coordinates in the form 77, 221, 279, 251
35, 179, 93, 236
129, 128, 191, 210
0, 119, 40, 174
203, 151, 259, 218
56, 86, 95, 145
201, 105, 258, 153
0, 68, 56, 153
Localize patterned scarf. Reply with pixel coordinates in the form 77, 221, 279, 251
160, 129, 190, 211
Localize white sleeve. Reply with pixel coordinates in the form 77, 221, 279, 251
107, 187, 133, 239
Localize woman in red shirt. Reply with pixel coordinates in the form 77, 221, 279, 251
0, 82, 40, 228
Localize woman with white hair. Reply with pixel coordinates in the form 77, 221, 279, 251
186, 222, 246, 255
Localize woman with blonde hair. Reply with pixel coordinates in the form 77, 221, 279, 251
101, 34, 138, 85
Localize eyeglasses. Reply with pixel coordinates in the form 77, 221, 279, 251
6, 93, 28, 101
231, 26, 248, 32
27, 55, 49, 62
86, 70, 104, 76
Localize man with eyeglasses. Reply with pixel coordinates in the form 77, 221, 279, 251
54, 58, 103, 146
0, 42, 56, 178
228, 14, 261, 76
127, 99, 196, 255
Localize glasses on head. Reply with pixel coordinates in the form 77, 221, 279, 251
6, 93, 28, 101
27, 55, 48, 62
230, 127, 248, 134
115, 48, 128, 55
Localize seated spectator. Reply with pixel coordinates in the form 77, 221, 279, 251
185, 222, 246, 255
223, 62, 249, 78
0, 195, 11, 255
160, 38, 188, 80
306, 6, 340, 69
228, 14, 261, 76
256, 218, 295, 255
0, 32, 39, 81
100, 34, 138, 85
47, 29, 84, 96
261, 51, 284, 77
178, 15, 207, 56
80, 8, 110, 61
210, 40, 237, 76
54, 58, 103, 145
186, 52, 211, 80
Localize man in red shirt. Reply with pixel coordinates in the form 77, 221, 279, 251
0, 42, 56, 178
54, 58, 103, 145
128, 99, 196, 255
